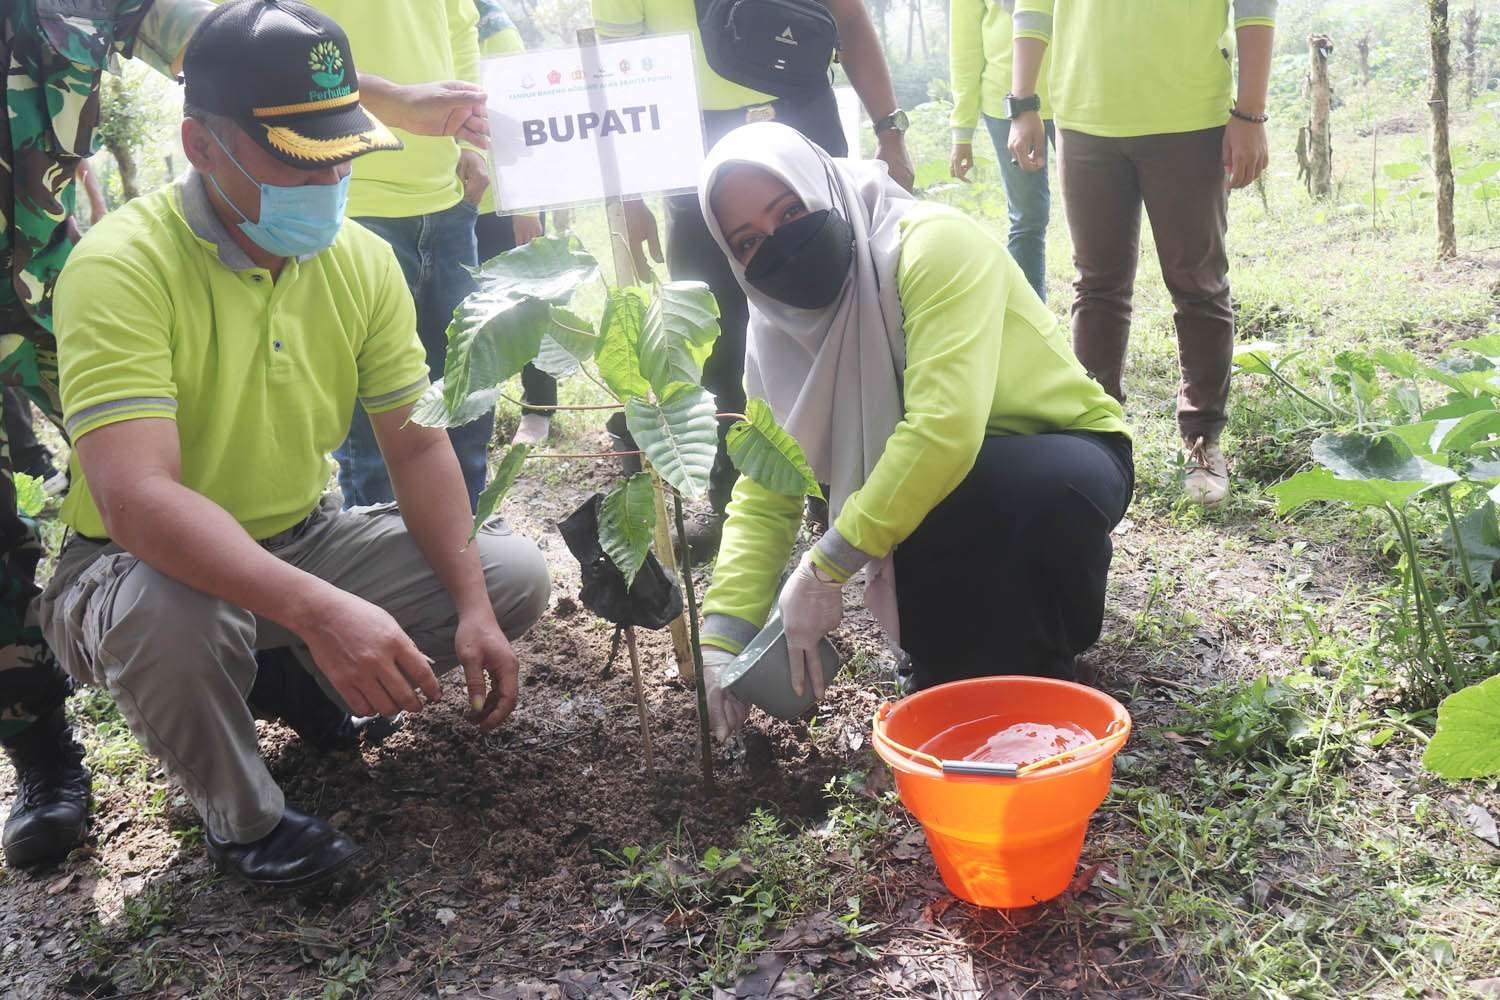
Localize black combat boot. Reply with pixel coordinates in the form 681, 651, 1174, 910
2, 708, 91, 867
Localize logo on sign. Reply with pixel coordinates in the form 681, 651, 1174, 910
619, 59, 631, 73
521, 73, 536, 89
571, 68, 584, 81
776, 26, 797, 45
642, 56, 654, 71
548, 69, 562, 85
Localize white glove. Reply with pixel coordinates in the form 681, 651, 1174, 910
776, 553, 844, 702
703, 647, 750, 743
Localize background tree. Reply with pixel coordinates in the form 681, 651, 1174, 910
94, 62, 176, 204
1429, 0, 1457, 258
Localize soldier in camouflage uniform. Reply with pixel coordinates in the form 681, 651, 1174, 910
1, 0, 215, 869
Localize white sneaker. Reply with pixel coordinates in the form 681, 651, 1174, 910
511, 414, 551, 446
1183, 437, 1229, 506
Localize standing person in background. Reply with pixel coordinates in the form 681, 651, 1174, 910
466, 0, 552, 447
592, 0, 914, 557
1009, 0, 1275, 507
948, 0, 1053, 300
307, 0, 493, 510
2, 0, 493, 871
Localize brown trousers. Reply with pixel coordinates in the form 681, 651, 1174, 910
1057, 126, 1233, 442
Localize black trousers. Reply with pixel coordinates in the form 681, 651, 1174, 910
665, 85, 848, 511
475, 211, 557, 415
894, 431, 1134, 689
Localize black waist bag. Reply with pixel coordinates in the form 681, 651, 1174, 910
695, 0, 838, 99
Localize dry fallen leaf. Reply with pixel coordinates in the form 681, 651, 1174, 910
46, 873, 76, 896
921, 895, 959, 924
1469, 978, 1500, 998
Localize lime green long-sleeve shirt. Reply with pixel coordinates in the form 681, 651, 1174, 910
949, 0, 1050, 144
302, 0, 481, 218
1013, 0, 1276, 139
700, 203, 1129, 653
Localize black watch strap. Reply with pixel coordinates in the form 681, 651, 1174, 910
1004, 92, 1042, 119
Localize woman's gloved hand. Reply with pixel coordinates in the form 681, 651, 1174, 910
704, 647, 750, 742
777, 554, 844, 701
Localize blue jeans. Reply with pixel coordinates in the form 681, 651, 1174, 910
982, 115, 1056, 301
335, 201, 491, 509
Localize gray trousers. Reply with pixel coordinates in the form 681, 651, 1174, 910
35, 498, 550, 844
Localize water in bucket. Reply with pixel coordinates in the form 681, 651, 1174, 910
917, 717, 1096, 768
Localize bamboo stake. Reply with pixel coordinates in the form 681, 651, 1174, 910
623, 626, 654, 772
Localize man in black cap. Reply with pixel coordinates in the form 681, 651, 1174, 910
34, 0, 551, 889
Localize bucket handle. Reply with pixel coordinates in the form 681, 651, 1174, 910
872, 703, 1130, 779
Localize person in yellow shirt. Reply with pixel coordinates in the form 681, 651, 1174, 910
302, 0, 494, 510
693, 124, 1132, 739
592, 0, 913, 557
1009, 0, 1276, 507
948, 0, 1053, 299
39, 0, 549, 889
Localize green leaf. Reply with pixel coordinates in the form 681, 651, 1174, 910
1383, 161, 1423, 181
442, 292, 549, 413
14, 473, 44, 518
624, 384, 718, 500
1458, 160, 1500, 185
469, 234, 599, 302
913, 158, 950, 190
1313, 432, 1458, 486
409, 380, 500, 429
1436, 410, 1500, 454
1423, 354, 1494, 393
533, 306, 598, 379
637, 281, 721, 395
598, 473, 656, 586
1455, 335, 1500, 365
1385, 419, 1453, 457
470, 443, 529, 540
1269, 468, 1441, 514
1423, 395, 1497, 421
1333, 350, 1379, 407
1445, 501, 1500, 588
1373, 347, 1422, 379
726, 398, 823, 499
1422, 674, 1500, 779
596, 287, 652, 400
1232, 341, 1302, 377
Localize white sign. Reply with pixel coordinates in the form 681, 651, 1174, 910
482, 35, 706, 213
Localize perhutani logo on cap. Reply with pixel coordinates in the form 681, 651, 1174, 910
776, 26, 798, 45
307, 41, 352, 101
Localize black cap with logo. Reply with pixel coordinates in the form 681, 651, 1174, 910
182, 0, 403, 169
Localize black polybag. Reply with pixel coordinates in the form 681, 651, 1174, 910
557, 493, 683, 629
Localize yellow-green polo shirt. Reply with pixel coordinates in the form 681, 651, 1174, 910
949, 0, 1052, 143
53, 175, 431, 541
1014, 0, 1277, 138
591, 0, 774, 111
476, 0, 525, 217
299, 0, 482, 218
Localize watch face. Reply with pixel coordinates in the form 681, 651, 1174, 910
892, 110, 910, 132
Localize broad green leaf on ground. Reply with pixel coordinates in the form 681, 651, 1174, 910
1333, 351, 1380, 407
1424, 395, 1497, 421
469, 234, 599, 303
1373, 347, 1422, 379
1385, 419, 1454, 457
1423, 353, 1495, 393
533, 306, 598, 379
1383, 161, 1423, 181
1435, 410, 1500, 454
1312, 432, 1459, 486
409, 380, 501, 429
14, 473, 44, 518
1423, 674, 1500, 779
1445, 501, 1500, 588
1455, 335, 1500, 366
599, 473, 656, 586
470, 443, 530, 540
726, 398, 822, 499
624, 383, 718, 500
1269, 468, 1441, 514
596, 286, 652, 400
1231, 341, 1301, 377
637, 281, 721, 395
442, 291, 550, 414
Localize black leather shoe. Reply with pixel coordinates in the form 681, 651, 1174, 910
248, 649, 402, 752
2, 709, 91, 868
205, 807, 361, 889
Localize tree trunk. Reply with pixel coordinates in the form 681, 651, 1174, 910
1305, 34, 1334, 199
1357, 33, 1371, 87
107, 140, 140, 202
1430, 0, 1457, 259
905, 0, 914, 62
1462, 7, 1481, 108
916, 0, 928, 60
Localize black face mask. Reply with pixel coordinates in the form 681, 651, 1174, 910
744, 208, 855, 310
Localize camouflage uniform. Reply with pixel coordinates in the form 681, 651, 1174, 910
0, 0, 209, 740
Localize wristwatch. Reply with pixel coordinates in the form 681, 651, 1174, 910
1005, 92, 1042, 119
873, 108, 909, 137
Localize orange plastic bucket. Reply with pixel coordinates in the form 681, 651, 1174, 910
872, 676, 1131, 909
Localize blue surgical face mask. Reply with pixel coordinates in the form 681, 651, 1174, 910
206, 130, 349, 259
